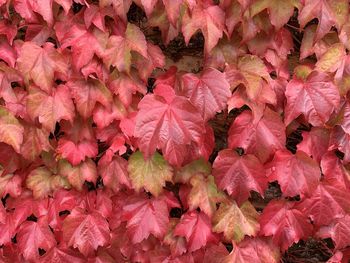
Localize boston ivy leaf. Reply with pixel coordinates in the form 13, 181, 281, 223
299, 0, 349, 42
122, 193, 179, 244
103, 23, 148, 73
228, 108, 286, 163
212, 200, 260, 243
250, 0, 301, 30
17, 42, 68, 94
26, 85, 75, 132
41, 246, 85, 263
317, 215, 350, 250
26, 167, 70, 199
68, 78, 112, 120
212, 149, 268, 205
62, 207, 110, 257
182, 3, 225, 53
297, 180, 350, 226
58, 159, 97, 191
98, 153, 131, 193
174, 158, 211, 184
187, 174, 226, 218
259, 200, 313, 251
128, 151, 173, 197
226, 237, 281, 263
0, 173, 22, 198
284, 71, 340, 126
181, 68, 231, 121
17, 217, 56, 261
329, 126, 350, 163
173, 210, 218, 252
134, 85, 205, 167
0, 106, 24, 153
266, 150, 321, 198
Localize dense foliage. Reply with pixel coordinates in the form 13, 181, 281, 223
1, 0, 350, 262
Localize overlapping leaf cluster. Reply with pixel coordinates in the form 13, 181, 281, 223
1, 0, 350, 262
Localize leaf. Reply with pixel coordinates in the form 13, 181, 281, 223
128, 151, 173, 197
212, 149, 268, 205
40, 246, 85, 263
122, 194, 179, 244
329, 126, 350, 163
321, 151, 350, 189
182, 3, 225, 53
134, 85, 205, 167
317, 215, 350, 250
259, 200, 313, 251
284, 71, 340, 126
228, 108, 286, 163
0, 106, 24, 153
98, 153, 131, 193
181, 68, 231, 121
68, 78, 112, 120
58, 159, 97, 191
20, 124, 51, 161
315, 43, 346, 73
173, 210, 218, 252
17, 42, 68, 93
225, 55, 274, 103
226, 237, 281, 263
250, 0, 300, 30
212, 200, 260, 243
62, 207, 110, 257
17, 217, 56, 261
0, 174, 22, 198
187, 174, 225, 218
175, 158, 211, 183
297, 127, 330, 163
266, 150, 321, 198
26, 85, 75, 132
26, 167, 70, 199
55, 23, 107, 71
297, 180, 350, 226
103, 23, 147, 73
299, 0, 349, 42
163, 218, 187, 257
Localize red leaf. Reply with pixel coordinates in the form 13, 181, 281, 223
122, 194, 179, 244
297, 180, 350, 226
259, 200, 313, 251
317, 215, 350, 250
17, 42, 68, 94
17, 217, 56, 261
41, 246, 85, 263
212, 149, 268, 205
182, 3, 225, 53
173, 210, 218, 252
329, 126, 350, 163
62, 207, 111, 257
266, 150, 321, 198
134, 85, 205, 167
181, 68, 231, 121
284, 71, 340, 126
228, 108, 286, 163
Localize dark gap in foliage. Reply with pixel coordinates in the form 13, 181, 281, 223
11, 234, 17, 244
59, 210, 70, 217
147, 77, 156, 93
285, 9, 303, 52
55, 79, 64, 85
72, 3, 84, 14
121, 145, 135, 159
287, 195, 301, 201
208, 107, 247, 164
170, 207, 183, 218
224, 243, 233, 253
250, 182, 282, 212
85, 181, 96, 191
26, 214, 38, 222
38, 248, 46, 256
286, 124, 310, 153
1, 193, 9, 207
282, 239, 333, 263
127, 3, 146, 26
235, 147, 244, 156
335, 149, 345, 160
96, 176, 104, 189
11, 82, 20, 88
